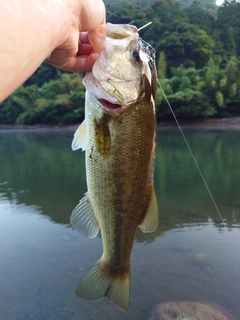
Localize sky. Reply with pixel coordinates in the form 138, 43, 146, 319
216, 0, 224, 5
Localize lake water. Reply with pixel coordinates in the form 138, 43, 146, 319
0, 126, 240, 320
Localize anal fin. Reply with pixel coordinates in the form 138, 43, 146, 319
139, 187, 158, 233
70, 192, 99, 238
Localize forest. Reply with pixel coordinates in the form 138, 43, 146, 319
1, 0, 240, 125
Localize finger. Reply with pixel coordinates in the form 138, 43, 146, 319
79, 32, 90, 44
62, 53, 100, 72
76, 42, 93, 56
81, 0, 106, 31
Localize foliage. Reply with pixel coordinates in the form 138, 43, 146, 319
216, 0, 240, 57
157, 51, 167, 79
156, 57, 240, 119
0, 74, 85, 125
24, 63, 60, 87
1, 0, 240, 124
0, 85, 39, 124
184, 1, 216, 33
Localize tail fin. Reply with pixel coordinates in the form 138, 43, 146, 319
76, 259, 130, 311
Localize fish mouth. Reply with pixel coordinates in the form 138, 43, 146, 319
98, 99, 122, 110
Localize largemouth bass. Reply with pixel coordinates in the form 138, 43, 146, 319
71, 23, 158, 311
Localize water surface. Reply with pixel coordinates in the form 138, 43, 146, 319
0, 127, 240, 320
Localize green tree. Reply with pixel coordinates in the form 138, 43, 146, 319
157, 23, 215, 69
0, 85, 39, 124
107, 0, 147, 27
225, 27, 237, 56
19, 73, 85, 125
24, 63, 60, 87
216, 0, 240, 56
0, 73, 86, 125
157, 51, 167, 79
184, 1, 215, 34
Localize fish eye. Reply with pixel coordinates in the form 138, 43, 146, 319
132, 50, 140, 61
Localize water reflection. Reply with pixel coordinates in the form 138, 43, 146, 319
0, 127, 240, 319
155, 128, 240, 227
1, 128, 240, 235
0, 129, 86, 225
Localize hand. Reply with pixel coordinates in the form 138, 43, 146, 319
45, 0, 106, 72
0, 0, 106, 102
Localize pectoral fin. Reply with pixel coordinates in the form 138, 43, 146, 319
70, 192, 99, 238
71, 119, 86, 151
139, 188, 158, 233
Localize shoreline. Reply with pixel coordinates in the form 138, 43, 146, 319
158, 116, 240, 130
0, 116, 240, 131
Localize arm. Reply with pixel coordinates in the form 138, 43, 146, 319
0, 0, 106, 102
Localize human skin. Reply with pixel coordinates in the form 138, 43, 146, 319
0, 0, 106, 102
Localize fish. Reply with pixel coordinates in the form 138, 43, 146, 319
70, 23, 158, 311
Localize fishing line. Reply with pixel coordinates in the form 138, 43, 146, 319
157, 79, 240, 258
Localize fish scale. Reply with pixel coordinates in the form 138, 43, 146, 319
70, 23, 158, 311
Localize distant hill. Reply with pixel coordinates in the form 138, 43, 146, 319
103, 0, 217, 6
103, 0, 154, 6
103, 0, 218, 15
179, 0, 216, 7
179, 0, 218, 17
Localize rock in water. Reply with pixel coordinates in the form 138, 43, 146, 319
149, 301, 237, 320
195, 253, 209, 266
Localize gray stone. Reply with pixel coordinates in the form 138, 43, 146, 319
195, 253, 209, 266
149, 301, 237, 320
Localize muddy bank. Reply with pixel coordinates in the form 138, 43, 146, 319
0, 117, 240, 131
158, 116, 240, 130
0, 124, 79, 132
